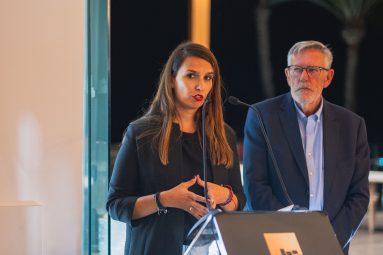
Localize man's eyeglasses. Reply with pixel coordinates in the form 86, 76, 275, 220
287, 65, 329, 78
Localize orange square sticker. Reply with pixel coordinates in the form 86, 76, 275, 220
263, 232, 303, 255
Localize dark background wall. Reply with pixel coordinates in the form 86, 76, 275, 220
111, 0, 383, 154
111, 0, 188, 142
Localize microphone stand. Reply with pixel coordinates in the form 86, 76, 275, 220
185, 97, 221, 246
202, 97, 211, 211
228, 96, 299, 209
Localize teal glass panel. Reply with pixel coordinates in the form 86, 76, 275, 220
83, 0, 109, 254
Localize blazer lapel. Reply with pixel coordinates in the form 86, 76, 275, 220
279, 94, 309, 186
322, 102, 339, 210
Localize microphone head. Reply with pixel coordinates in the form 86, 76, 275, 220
227, 96, 240, 105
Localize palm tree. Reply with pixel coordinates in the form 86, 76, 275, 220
255, 0, 381, 110
254, 0, 275, 98
307, 0, 381, 111
254, 0, 291, 98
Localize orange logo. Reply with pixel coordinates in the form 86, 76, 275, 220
263, 232, 303, 255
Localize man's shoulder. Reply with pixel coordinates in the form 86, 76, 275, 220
324, 100, 363, 121
252, 93, 290, 111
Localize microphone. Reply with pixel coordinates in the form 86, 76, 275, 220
185, 95, 222, 246
201, 96, 211, 211
228, 96, 296, 208
201, 94, 221, 211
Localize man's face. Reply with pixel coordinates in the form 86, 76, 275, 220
285, 49, 334, 114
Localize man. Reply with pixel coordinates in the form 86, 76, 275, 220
243, 40, 370, 254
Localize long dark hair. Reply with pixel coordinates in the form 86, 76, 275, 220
139, 41, 233, 167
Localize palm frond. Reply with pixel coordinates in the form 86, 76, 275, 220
306, 0, 380, 21
267, 0, 382, 22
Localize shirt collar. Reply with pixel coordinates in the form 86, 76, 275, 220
293, 97, 323, 121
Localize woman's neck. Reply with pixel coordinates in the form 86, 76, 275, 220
175, 109, 197, 133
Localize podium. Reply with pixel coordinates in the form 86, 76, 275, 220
184, 211, 343, 255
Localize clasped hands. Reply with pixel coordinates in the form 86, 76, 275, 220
161, 175, 231, 219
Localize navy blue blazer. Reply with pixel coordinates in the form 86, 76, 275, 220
243, 93, 370, 252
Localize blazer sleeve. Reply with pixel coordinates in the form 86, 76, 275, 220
330, 117, 370, 249
225, 125, 246, 211
243, 107, 285, 210
106, 124, 140, 224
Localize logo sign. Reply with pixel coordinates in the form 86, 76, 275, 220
263, 232, 303, 255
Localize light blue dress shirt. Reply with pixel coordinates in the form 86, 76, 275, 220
294, 99, 324, 210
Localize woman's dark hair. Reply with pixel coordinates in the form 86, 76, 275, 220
140, 41, 233, 167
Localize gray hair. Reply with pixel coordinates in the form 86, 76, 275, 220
287, 40, 333, 68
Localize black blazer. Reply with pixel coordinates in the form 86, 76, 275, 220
107, 120, 245, 255
243, 93, 370, 253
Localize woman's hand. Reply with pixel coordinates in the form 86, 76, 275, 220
161, 176, 208, 219
196, 175, 238, 211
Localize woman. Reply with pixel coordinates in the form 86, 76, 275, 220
107, 41, 245, 255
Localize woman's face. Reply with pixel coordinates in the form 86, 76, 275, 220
173, 56, 214, 113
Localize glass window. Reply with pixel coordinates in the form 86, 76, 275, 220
83, 0, 110, 254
